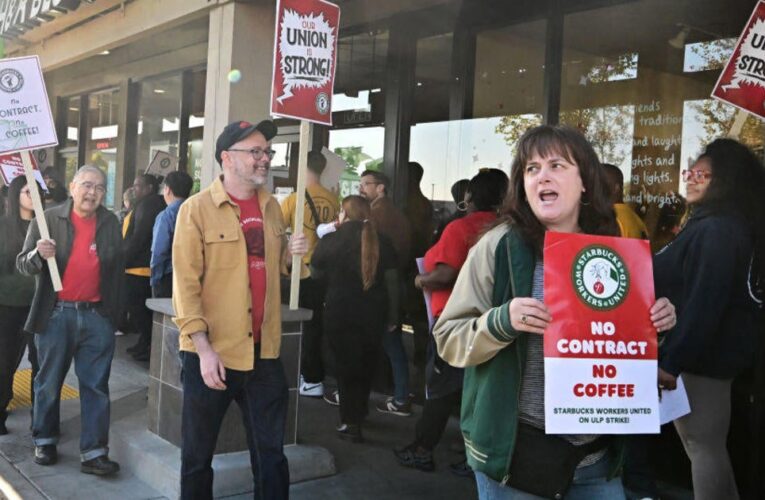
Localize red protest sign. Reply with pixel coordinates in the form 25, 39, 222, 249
711, 1, 765, 119
543, 232, 659, 434
270, 0, 340, 126
0, 151, 46, 190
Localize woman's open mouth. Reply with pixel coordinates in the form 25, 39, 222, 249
539, 190, 558, 204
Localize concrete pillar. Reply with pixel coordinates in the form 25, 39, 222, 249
200, 1, 276, 188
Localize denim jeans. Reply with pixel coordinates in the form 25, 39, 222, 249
382, 327, 409, 403
474, 455, 625, 500
180, 349, 289, 500
32, 306, 115, 461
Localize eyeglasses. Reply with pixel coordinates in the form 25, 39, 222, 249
227, 148, 276, 161
78, 181, 106, 194
359, 181, 379, 188
681, 169, 712, 183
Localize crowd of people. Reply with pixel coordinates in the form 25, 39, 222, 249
0, 119, 763, 500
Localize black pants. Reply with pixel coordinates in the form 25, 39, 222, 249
180, 349, 289, 500
327, 321, 382, 425
126, 274, 153, 352
0, 305, 37, 422
415, 390, 461, 450
152, 273, 173, 299
299, 277, 326, 384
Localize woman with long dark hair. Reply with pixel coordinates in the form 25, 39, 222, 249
434, 125, 677, 499
654, 138, 765, 500
0, 176, 43, 434
311, 195, 398, 442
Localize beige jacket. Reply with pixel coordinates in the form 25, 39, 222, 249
172, 176, 289, 370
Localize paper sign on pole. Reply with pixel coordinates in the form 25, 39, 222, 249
270, 0, 340, 126
0, 55, 61, 291
711, 1, 765, 120
0, 56, 58, 153
0, 152, 47, 191
543, 232, 659, 434
145, 150, 178, 178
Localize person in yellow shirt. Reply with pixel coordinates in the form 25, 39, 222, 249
281, 151, 340, 397
602, 163, 649, 239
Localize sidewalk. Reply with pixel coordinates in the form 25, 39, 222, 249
0, 335, 476, 499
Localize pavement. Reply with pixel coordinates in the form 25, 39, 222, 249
0, 334, 477, 500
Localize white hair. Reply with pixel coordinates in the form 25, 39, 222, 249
73, 164, 107, 184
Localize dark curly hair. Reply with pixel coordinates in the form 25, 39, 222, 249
695, 138, 765, 287
498, 125, 618, 253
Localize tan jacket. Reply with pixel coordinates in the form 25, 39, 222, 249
172, 176, 288, 370
370, 196, 411, 269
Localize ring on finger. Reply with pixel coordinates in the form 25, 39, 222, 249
521, 314, 528, 324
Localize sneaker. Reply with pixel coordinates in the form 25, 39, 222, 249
336, 423, 364, 443
376, 396, 412, 416
393, 443, 434, 472
323, 390, 340, 406
299, 376, 324, 397
34, 445, 57, 466
81, 456, 120, 476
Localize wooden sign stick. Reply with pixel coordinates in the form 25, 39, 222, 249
20, 150, 63, 291
728, 109, 748, 139
289, 120, 313, 309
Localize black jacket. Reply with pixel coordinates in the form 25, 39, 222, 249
654, 206, 759, 378
16, 200, 125, 334
124, 193, 166, 269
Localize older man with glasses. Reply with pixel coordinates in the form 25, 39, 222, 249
17, 164, 124, 476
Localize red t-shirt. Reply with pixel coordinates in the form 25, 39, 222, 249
59, 211, 101, 302
424, 211, 496, 318
229, 193, 267, 343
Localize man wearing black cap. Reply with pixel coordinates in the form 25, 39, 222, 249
281, 150, 339, 398
172, 120, 307, 499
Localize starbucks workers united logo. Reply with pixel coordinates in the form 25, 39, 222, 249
572, 245, 629, 311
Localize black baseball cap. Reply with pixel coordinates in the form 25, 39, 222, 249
215, 120, 278, 165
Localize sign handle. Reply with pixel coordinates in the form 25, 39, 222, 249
20, 150, 63, 292
289, 120, 313, 310
727, 109, 748, 139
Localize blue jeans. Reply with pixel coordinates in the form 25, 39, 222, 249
33, 306, 115, 461
474, 455, 625, 500
180, 349, 289, 500
382, 327, 409, 403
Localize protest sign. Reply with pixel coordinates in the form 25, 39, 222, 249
0, 55, 61, 291
145, 150, 178, 178
711, 1, 765, 120
270, 0, 340, 126
543, 232, 659, 434
0, 152, 47, 190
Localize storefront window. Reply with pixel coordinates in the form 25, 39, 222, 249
187, 70, 206, 193
561, 0, 763, 246
85, 88, 120, 207
60, 96, 80, 184
136, 75, 182, 182
328, 30, 388, 197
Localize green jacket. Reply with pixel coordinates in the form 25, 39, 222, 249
433, 224, 623, 483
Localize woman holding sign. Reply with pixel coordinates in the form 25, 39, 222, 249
0, 176, 42, 435
654, 138, 765, 500
434, 125, 677, 499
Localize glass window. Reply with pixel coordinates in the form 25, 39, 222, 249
561, 0, 764, 249
473, 21, 547, 119
414, 33, 453, 123
85, 88, 121, 208
59, 96, 80, 184
136, 74, 182, 181
187, 70, 206, 194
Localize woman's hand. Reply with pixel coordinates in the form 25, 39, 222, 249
650, 297, 676, 332
509, 298, 552, 335
658, 367, 677, 391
